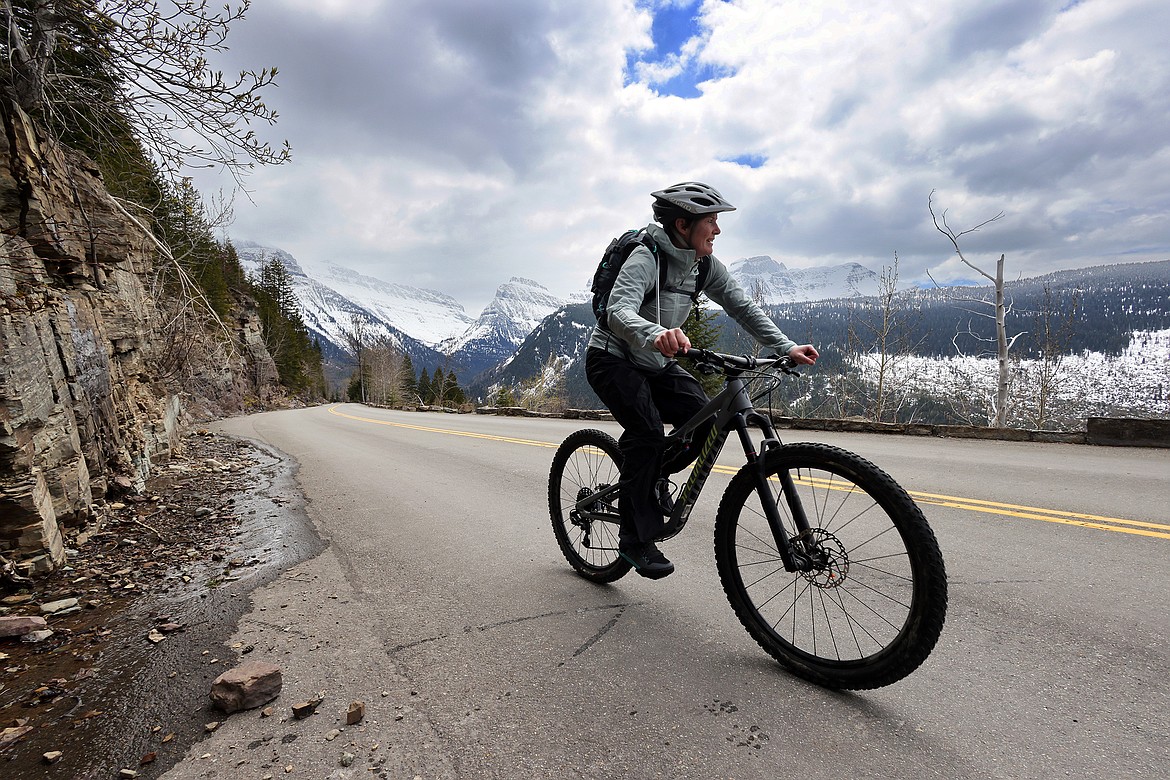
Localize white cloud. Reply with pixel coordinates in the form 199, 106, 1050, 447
193, 0, 1170, 314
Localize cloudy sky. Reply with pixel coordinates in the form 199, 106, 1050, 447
194, 0, 1170, 315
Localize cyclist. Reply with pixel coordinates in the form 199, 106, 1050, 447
585, 181, 819, 579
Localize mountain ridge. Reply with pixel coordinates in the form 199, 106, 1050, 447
235, 242, 568, 381
471, 258, 1170, 407
728, 256, 880, 303
234, 241, 1168, 404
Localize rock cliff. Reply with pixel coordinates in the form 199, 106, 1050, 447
0, 102, 273, 575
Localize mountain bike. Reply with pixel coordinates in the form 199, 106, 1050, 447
548, 349, 947, 689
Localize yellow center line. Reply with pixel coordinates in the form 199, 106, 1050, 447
328, 404, 559, 449
326, 405, 1168, 540
913, 498, 1170, 539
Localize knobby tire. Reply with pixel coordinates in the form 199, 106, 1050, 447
714, 443, 947, 689
549, 429, 632, 583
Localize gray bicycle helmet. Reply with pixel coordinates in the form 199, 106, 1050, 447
651, 181, 736, 219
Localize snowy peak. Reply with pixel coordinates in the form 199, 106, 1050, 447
309, 260, 473, 347
235, 242, 472, 348
737, 255, 789, 274
236, 240, 306, 277
728, 255, 879, 304
234, 242, 445, 369
479, 277, 565, 327
233, 242, 569, 381
441, 277, 566, 357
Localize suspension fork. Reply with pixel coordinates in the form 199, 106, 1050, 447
733, 413, 811, 573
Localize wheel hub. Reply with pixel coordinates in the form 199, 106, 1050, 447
572, 485, 616, 548
795, 529, 848, 589
572, 485, 614, 521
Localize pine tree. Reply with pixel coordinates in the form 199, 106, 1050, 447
256, 257, 314, 391
347, 373, 364, 401
682, 296, 724, 396
495, 386, 517, 406
431, 368, 446, 405
401, 354, 418, 401
443, 371, 465, 406
418, 369, 432, 405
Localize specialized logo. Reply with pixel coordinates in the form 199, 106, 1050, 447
675, 424, 727, 523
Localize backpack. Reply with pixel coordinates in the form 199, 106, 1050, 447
590, 229, 710, 331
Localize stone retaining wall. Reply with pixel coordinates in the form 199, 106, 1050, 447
467, 406, 1167, 448
1086, 417, 1170, 448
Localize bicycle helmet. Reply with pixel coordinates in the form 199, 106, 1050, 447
651, 181, 736, 222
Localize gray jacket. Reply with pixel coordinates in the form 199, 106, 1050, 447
587, 222, 798, 371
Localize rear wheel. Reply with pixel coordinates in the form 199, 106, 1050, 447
714, 443, 947, 689
549, 429, 632, 583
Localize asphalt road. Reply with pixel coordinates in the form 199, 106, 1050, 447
161, 404, 1170, 780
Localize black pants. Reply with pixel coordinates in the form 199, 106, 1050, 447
585, 348, 710, 545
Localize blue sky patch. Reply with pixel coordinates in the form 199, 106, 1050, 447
724, 153, 767, 168
625, 1, 731, 98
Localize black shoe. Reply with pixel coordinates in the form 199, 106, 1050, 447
619, 542, 675, 579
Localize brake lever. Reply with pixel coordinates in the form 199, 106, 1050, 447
764, 354, 801, 376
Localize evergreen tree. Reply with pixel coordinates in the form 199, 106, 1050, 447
431, 368, 446, 405
401, 354, 418, 401
255, 257, 315, 392
307, 339, 327, 399
347, 373, 364, 401
681, 296, 724, 396
443, 371, 466, 406
495, 385, 517, 406
418, 369, 432, 405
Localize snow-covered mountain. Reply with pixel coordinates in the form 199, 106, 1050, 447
728, 256, 880, 303
235, 242, 565, 380
234, 242, 440, 380
236, 241, 471, 349
303, 261, 473, 347
476, 258, 1170, 417
441, 277, 567, 378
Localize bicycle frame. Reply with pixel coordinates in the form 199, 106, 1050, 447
570, 352, 814, 572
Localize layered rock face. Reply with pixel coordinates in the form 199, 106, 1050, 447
0, 102, 268, 574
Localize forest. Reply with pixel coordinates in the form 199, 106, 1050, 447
483, 259, 1170, 431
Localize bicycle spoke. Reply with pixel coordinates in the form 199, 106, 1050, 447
717, 443, 945, 687
550, 430, 632, 582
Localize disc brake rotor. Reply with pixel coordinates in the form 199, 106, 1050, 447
796, 528, 849, 589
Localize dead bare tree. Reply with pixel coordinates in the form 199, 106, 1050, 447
732, 278, 769, 357
846, 253, 926, 422
1024, 283, 1082, 429
929, 191, 1023, 428
341, 314, 368, 403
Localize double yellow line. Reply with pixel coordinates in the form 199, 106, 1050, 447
908, 490, 1170, 540
327, 405, 1170, 541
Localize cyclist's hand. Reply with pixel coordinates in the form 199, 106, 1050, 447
654, 328, 691, 358
788, 344, 819, 365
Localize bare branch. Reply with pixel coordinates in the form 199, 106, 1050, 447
928, 190, 1004, 285
2, 0, 290, 186
928, 192, 1015, 427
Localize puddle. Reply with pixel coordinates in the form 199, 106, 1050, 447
0, 435, 324, 779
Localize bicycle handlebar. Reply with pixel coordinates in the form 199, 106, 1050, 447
677, 348, 798, 374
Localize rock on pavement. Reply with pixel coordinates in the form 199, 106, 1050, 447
209, 661, 283, 714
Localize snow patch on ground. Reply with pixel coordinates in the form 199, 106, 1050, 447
852, 329, 1170, 425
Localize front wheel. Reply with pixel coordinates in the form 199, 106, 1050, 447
549, 429, 632, 583
714, 443, 947, 689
